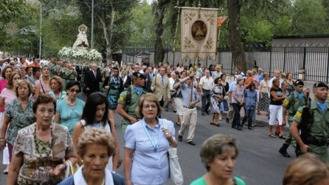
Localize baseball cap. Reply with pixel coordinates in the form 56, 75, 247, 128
313, 81, 328, 89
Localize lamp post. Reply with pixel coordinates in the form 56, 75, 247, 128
39, 2, 42, 59
91, 0, 94, 49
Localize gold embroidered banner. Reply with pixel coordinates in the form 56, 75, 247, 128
181, 7, 218, 61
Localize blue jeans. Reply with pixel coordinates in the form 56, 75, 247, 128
242, 106, 255, 128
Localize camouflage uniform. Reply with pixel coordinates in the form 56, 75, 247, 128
293, 101, 329, 162
279, 91, 307, 157
117, 85, 145, 133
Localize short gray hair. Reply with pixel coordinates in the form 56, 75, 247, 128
77, 128, 115, 157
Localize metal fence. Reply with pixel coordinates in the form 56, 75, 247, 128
122, 47, 329, 82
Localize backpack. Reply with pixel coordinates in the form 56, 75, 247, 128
125, 86, 133, 109
296, 107, 314, 156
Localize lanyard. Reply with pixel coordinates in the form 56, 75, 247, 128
143, 123, 160, 152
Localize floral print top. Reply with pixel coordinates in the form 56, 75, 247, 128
6, 99, 35, 145
13, 123, 75, 185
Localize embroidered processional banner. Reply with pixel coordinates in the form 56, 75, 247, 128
181, 7, 218, 61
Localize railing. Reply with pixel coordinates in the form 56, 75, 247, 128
122, 46, 329, 82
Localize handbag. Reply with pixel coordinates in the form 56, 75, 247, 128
161, 119, 184, 185
168, 147, 184, 185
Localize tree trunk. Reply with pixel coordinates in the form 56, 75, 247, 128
107, 7, 116, 64
154, 1, 166, 65
227, 0, 246, 72
98, 16, 111, 64
98, 8, 115, 64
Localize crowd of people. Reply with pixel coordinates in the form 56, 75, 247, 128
0, 56, 328, 185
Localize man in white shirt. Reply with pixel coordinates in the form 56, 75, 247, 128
269, 69, 283, 88
199, 69, 214, 115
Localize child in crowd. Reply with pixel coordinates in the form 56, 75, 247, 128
242, 82, 258, 129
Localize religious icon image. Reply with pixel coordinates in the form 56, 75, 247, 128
191, 20, 207, 41
73, 24, 89, 48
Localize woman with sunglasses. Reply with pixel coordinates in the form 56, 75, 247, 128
54, 81, 85, 135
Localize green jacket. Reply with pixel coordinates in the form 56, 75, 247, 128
293, 100, 329, 162
283, 91, 307, 122
118, 85, 145, 124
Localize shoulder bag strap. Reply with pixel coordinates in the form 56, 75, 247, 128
40, 79, 46, 94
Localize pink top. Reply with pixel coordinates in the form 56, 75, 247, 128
0, 79, 8, 93
35, 78, 51, 94
0, 88, 16, 112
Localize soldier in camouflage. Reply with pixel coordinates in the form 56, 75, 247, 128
279, 79, 307, 157
291, 81, 329, 162
116, 72, 146, 133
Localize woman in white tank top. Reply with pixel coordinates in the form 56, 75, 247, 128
72, 92, 120, 171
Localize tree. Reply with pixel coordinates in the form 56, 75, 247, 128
0, 0, 26, 24
227, 0, 246, 71
42, 5, 82, 57
128, 1, 154, 47
153, 0, 170, 64
77, 0, 138, 63
292, 0, 329, 35
0, 1, 40, 55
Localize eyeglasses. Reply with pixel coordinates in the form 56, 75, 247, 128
69, 88, 79, 93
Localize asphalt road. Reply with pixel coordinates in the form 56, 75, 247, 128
0, 110, 293, 185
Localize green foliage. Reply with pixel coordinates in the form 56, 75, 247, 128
272, 16, 292, 36
291, 0, 329, 35
0, 2, 39, 55
76, 0, 138, 57
0, 0, 26, 24
42, 5, 82, 57
128, 1, 154, 47
3, 0, 329, 57
241, 17, 273, 46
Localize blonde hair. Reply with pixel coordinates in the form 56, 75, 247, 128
49, 76, 64, 92
283, 153, 329, 185
15, 79, 33, 97
137, 93, 162, 118
77, 128, 115, 157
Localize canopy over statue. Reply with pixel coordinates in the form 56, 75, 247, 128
73, 24, 89, 48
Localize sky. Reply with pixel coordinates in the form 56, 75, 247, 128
145, 0, 154, 4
